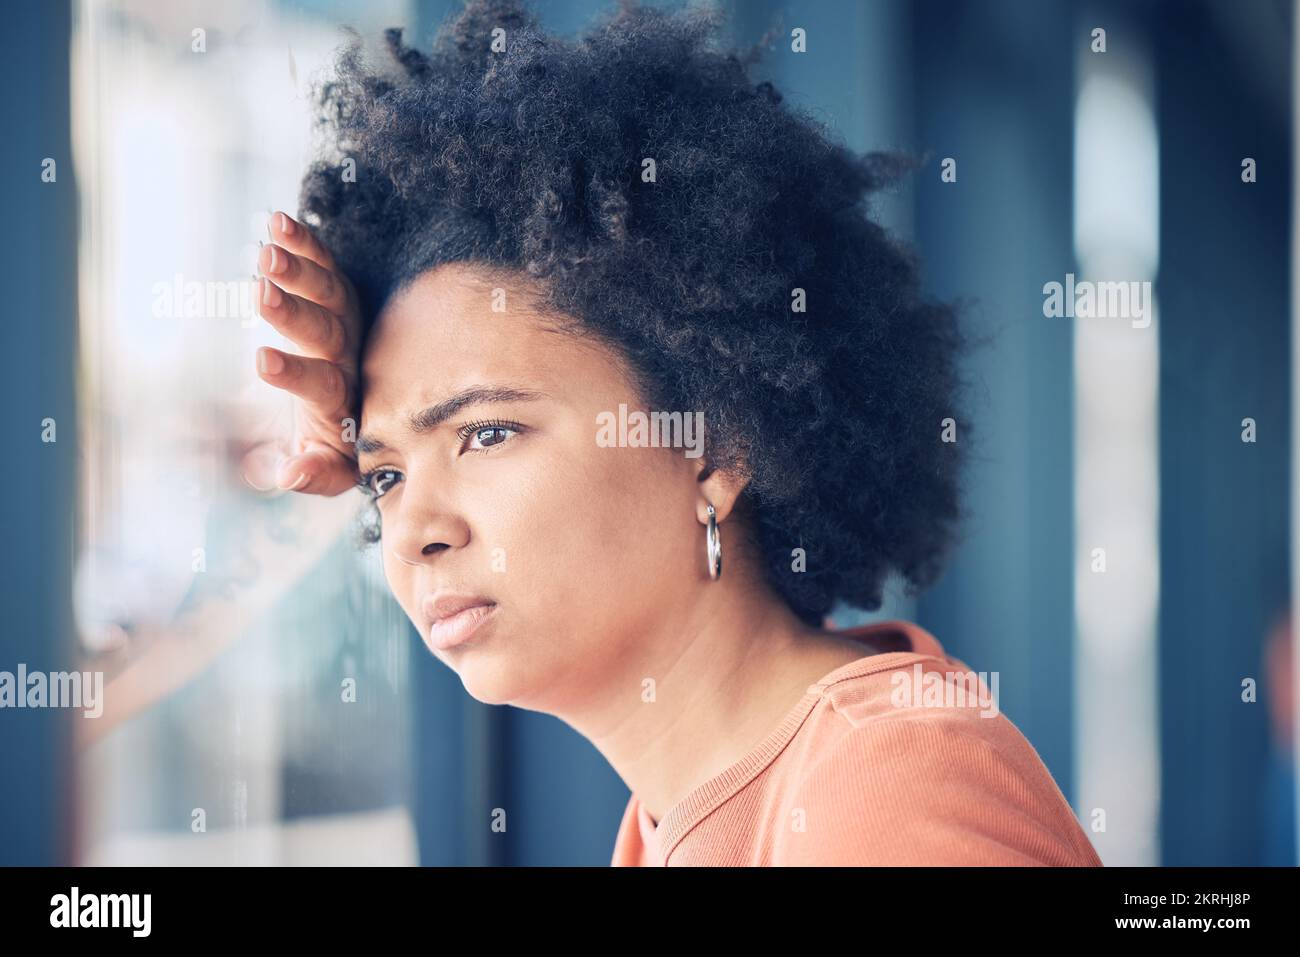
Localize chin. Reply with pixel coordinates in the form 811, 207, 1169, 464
422, 615, 556, 709
435, 645, 530, 707
454, 665, 531, 707
458, 680, 517, 707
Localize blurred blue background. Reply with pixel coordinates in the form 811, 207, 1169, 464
1, 0, 1293, 866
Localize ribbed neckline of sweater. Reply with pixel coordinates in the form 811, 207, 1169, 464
651, 619, 951, 862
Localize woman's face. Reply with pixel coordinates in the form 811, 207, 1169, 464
358, 262, 705, 712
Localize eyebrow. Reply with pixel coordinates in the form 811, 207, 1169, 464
356, 386, 548, 455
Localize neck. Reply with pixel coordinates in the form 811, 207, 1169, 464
559, 558, 872, 825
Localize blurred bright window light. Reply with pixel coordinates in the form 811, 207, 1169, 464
70, 0, 417, 865
1071, 29, 1160, 868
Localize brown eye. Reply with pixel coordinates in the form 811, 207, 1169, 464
468, 426, 514, 450
457, 420, 523, 453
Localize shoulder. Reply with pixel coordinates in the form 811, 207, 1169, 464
771, 691, 1102, 866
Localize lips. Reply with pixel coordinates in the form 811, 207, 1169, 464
422, 592, 495, 623
421, 592, 497, 651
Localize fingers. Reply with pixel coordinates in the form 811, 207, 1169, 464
257, 277, 347, 362
267, 210, 337, 271
259, 241, 351, 317
256, 346, 348, 411
250, 214, 361, 500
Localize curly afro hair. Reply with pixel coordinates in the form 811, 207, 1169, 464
300, 0, 969, 626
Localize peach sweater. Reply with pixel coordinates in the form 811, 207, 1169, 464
610, 619, 1103, 866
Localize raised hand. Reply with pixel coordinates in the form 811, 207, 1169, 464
245, 210, 364, 497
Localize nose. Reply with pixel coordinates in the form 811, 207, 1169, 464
384, 479, 471, 566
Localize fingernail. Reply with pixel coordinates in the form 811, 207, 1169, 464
278, 211, 295, 236
261, 278, 282, 308
258, 348, 284, 375
268, 245, 280, 273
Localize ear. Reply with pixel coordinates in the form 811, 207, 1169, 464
694, 459, 750, 525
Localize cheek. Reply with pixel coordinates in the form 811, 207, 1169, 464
472, 441, 697, 611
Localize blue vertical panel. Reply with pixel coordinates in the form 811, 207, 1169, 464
0, 0, 77, 866
505, 713, 631, 866
1152, 0, 1292, 866
412, 640, 477, 865
910, 0, 1079, 801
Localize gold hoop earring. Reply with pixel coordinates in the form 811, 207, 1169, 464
705, 502, 722, 581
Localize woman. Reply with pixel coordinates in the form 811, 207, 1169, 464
248, 0, 1102, 866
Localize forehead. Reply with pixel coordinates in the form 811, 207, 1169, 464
358, 262, 623, 426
